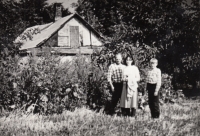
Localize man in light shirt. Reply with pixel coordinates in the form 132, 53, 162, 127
107, 53, 125, 115
146, 58, 161, 119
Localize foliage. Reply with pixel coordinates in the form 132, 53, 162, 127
0, 0, 27, 57
90, 39, 187, 111
0, 50, 109, 114
74, 0, 200, 88
159, 74, 185, 104
0, 1, 74, 114
87, 65, 111, 110
90, 42, 186, 113
0, 53, 92, 114
0, 0, 71, 57
0, 0, 198, 114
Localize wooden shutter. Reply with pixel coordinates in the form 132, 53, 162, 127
70, 26, 79, 48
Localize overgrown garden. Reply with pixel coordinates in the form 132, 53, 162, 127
0, 0, 199, 115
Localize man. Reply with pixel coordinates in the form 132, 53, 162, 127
107, 53, 125, 115
146, 58, 161, 119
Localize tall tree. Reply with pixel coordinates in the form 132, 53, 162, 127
0, 0, 28, 57
18, 0, 48, 26
74, 0, 200, 88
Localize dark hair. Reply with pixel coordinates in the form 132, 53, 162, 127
125, 55, 134, 65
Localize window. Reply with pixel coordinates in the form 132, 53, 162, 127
58, 25, 80, 48
58, 25, 69, 47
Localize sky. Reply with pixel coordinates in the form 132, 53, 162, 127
47, 0, 78, 13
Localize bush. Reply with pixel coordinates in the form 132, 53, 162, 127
0, 53, 91, 115
87, 66, 112, 111
0, 47, 185, 115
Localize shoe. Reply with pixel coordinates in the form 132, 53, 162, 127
130, 108, 136, 117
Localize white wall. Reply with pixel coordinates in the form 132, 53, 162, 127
59, 18, 102, 46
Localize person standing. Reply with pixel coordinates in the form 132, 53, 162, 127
146, 58, 161, 119
107, 53, 125, 115
120, 56, 140, 117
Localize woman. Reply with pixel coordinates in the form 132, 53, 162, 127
120, 56, 140, 117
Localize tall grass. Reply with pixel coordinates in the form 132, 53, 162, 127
0, 98, 200, 136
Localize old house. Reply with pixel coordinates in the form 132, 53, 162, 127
15, 4, 104, 61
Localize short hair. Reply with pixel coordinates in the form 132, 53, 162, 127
115, 53, 122, 57
150, 58, 158, 63
113, 53, 122, 63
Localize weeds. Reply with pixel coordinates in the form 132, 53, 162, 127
0, 52, 186, 116
0, 98, 200, 136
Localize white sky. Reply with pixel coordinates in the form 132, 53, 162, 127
47, 0, 78, 13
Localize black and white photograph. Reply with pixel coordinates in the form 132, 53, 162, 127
0, 0, 199, 135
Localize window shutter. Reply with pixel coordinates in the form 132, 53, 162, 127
70, 26, 79, 48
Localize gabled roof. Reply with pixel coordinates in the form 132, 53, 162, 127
15, 13, 103, 50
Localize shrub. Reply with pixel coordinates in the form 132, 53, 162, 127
0, 47, 185, 115
0, 53, 91, 114
87, 65, 112, 111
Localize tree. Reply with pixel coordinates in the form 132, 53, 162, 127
18, 0, 48, 26
0, 0, 28, 58
74, 0, 200, 88
175, 0, 200, 88
0, 0, 71, 58
41, 3, 71, 23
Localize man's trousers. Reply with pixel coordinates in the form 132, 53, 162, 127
110, 82, 123, 114
147, 83, 160, 118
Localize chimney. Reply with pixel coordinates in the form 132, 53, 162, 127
54, 3, 62, 21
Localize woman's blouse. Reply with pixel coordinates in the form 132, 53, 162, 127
123, 65, 140, 97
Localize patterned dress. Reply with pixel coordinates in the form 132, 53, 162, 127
120, 65, 140, 108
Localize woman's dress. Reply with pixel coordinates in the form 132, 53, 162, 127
120, 65, 140, 108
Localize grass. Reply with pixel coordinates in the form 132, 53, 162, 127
0, 99, 200, 136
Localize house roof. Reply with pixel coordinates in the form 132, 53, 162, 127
15, 13, 103, 50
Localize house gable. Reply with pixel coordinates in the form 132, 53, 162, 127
55, 17, 102, 48
16, 13, 104, 54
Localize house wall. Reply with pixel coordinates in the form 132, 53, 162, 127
58, 18, 102, 47
22, 16, 103, 57
26, 17, 103, 50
